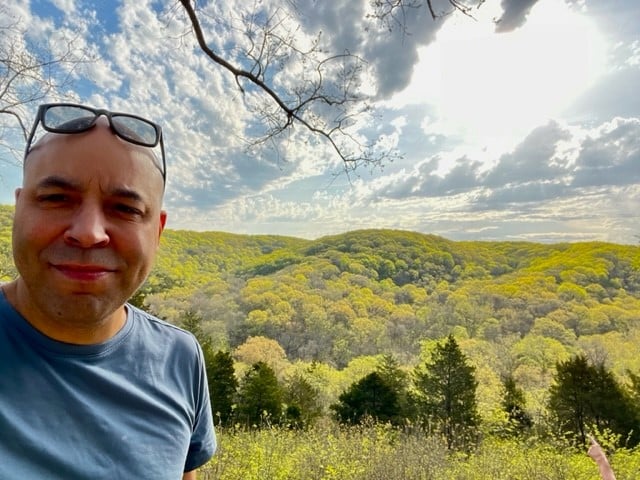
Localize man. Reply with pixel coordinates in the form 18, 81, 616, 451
0, 103, 216, 479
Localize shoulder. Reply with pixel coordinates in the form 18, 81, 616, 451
126, 304, 202, 357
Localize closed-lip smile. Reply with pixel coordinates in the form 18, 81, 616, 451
53, 263, 115, 280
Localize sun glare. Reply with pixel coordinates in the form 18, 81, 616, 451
394, 0, 607, 158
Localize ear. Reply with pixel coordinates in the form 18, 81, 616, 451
14, 187, 22, 202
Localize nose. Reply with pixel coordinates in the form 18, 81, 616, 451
63, 203, 110, 248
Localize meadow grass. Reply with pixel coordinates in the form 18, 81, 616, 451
198, 422, 640, 480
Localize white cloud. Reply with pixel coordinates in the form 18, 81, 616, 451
1, 0, 638, 245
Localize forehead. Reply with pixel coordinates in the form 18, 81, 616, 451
24, 126, 165, 198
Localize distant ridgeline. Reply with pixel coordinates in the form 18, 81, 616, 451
1, 203, 639, 372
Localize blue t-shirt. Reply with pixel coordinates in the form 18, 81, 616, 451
0, 293, 216, 479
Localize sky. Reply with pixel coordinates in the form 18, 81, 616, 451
1, 0, 639, 244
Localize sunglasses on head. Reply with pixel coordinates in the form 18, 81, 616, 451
24, 103, 166, 183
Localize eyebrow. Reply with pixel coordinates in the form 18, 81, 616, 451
36, 175, 81, 191
35, 175, 145, 203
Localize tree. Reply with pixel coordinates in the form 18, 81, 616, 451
233, 335, 288, 378
208, 350, 239, 427
178, 311, 235, 425
331, 371, 402, 425
501, 374, 532, 434
413, 334, 480, 450
0, 5, 88, 161
376, 353, 415, 420
283, 373, 323, 429
236, 361, 284, 427
548, 355, 640, 447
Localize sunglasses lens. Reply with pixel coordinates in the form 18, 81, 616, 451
29, 103, 165, 182
112, 116, 158, 146
43, 105, 96, 131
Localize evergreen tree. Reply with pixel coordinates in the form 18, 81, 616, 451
376, 353, 414, 420
501, 374, 532, 434
236, 361, 283, 427
548, 355, 640, 447
178, 310, 226, 424
413, 334, 480, 450
331, 371, 402, 425
626, 370, 640, 405
208, 350, 239, 426
283, 373, 323, 429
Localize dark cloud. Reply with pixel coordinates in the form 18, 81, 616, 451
495, 0, 540, 33
475, 182, 568, 210
572, 118, 640, 187
296, 0, 444, 99
368, 114, 640, 214
415, 156, 483, 196
363, 7, 442, 99
483, 121, 570, 187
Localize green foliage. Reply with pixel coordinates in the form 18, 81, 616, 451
208, 350, 239, 427
176, 311, 237, 426
282, 373, 323, 429
236, 362, 284, 427
2, 204, 640, 447
109, 224, 640, 373
375, 354, 415, 420
331, 372, 402, 425
0, 206, 16, 281
548, 355, 640, 447
413, 335, 480, 450
199, 423, 640, 480
500, 374, 533, 434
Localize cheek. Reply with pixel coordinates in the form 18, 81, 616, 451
16, 223, 59, 252
115, 230, 159, 267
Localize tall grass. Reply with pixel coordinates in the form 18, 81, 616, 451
198, 422, 640, 479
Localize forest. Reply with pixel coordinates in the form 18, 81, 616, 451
1, 204, 639, 478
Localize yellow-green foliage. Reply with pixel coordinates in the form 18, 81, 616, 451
1, 204, 639, 422
198, 424, 640, 480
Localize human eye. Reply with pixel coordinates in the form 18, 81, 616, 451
111, 202, 145, 219
36, 192, 72, 205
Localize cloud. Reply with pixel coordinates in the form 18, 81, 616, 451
294, 0, 445, 99
483, 121, 571, 187
572, 117, 640, 187
495, 0, 540, 33
359, 116, 639, 220
6, 0, 639, 246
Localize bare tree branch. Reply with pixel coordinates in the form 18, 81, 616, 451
369, 0, 485, 31
177, 0, 401, 173
0, 6, 90, 164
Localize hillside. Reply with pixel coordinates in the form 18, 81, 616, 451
1, 204, 639, 407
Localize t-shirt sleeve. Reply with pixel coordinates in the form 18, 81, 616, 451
184, 340, 217, 472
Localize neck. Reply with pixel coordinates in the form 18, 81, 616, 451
2, 280, 127, 345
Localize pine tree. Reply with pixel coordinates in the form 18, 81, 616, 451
548, 355, 640, 447
376, 353, 414, 421
208, 350, 239, 427
413, 334, 480, 450
178, 310, 226, 424
501, 374, 532, 434
283, 373, 323, 429
331, 371, 402, 425
236, 361, 283, 427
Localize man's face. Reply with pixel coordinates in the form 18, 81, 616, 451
12, 120, 167, 327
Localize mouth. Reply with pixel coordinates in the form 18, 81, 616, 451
53, 264, 116, 282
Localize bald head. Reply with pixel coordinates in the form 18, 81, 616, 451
25, 117, 165, 193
